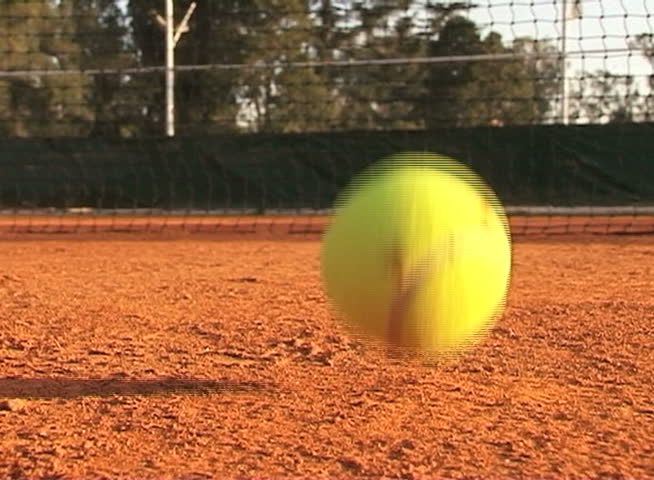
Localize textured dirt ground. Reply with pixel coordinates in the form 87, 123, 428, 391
0, 232, 653, 479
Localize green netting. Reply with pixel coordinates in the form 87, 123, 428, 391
1, 124, 652, 212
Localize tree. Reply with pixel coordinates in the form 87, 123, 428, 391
232, 0, 339, 133
127, 0, 335, 135
65, 0, 138, 137
568, 71, 651, 124
632, 33, 654, 122
422, 16, 560, 128
634, 33, 654, 64
0, 0, 589, 137
0, 0, 93, 137
308, 1, 468, 130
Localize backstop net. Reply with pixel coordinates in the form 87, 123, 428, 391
0, 0, 653, 234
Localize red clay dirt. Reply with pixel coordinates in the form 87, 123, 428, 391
0, 232, 653, 479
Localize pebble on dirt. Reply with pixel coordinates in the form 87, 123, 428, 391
0, 399, 27, 412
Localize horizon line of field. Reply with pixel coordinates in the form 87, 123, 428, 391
0, 210, 652, 235
1, 206, 654, 217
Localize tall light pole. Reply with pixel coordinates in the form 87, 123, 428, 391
561, 0, 569, 125
561, 0, 582, 125
165, 0, 175, 136
154, 1, 197, 137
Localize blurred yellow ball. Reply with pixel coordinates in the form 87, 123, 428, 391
321, 152, 512, 358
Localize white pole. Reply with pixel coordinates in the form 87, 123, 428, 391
165, 0, 175, 137
174, 2, 197, 46
561, 0, 569, 125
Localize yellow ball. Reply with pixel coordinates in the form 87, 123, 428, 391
321, 152, 512, 358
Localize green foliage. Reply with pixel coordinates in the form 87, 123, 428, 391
569, 71, 653, 124
0, 1, 648, 137
226, 0, 338, 133
634, 33, 654, 63
308, 1, 468, 130
65, 0, 138, 136
0, 0, 94, 136
423, 16, 560, 127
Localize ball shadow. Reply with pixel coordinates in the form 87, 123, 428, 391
0, 375, 273, 399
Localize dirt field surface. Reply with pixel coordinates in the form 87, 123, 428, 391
0, 232, 653, 479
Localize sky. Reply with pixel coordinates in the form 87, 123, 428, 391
468, 0, 653, 79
